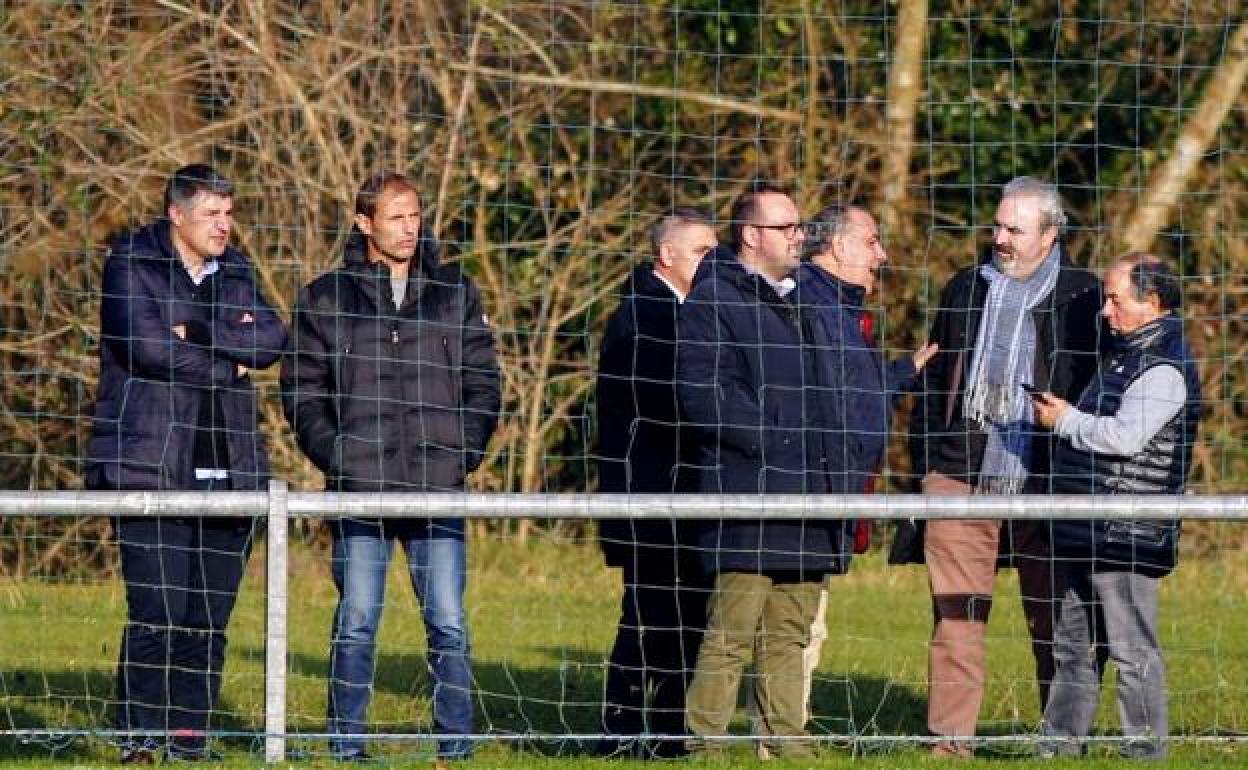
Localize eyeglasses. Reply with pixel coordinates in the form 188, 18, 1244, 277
749, 221, 804, 239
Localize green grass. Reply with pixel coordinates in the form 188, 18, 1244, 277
3, 539, 1248, 768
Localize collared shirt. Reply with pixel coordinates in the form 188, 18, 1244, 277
1055, 364, 1187, 456
739, 261, 796, 298
183, 258, 220, 286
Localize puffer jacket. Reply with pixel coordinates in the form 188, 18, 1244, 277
281, 232, 500, 503
86, 220, 287, 491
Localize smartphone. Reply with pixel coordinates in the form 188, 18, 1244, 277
1021, 383, 1045, 400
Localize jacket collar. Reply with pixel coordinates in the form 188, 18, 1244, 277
703, 245, 794, 306
1116, 314, 1181, 352
340, 228, 443, 309
624, 263, 681, 302
803, 262, 867, 308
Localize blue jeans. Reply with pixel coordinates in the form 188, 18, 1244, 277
327, 520, 473, 759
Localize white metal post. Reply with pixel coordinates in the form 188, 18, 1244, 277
264, 480, 289, 763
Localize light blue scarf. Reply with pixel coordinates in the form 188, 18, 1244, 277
964, 244, 1062, 492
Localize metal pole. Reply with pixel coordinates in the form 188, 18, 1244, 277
264, 480, 289, 764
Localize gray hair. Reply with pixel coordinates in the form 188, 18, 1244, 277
1002, 176, 1067, 231
650, 207, 713, 255
164, 163, 234, 213
802, 203, 859, 260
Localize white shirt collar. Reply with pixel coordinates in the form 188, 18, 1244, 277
739, 261, 796, 298
652, 270, 686, 303
184, 258, 220, 286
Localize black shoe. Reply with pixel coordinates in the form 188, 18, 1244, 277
645, 739, 690, 760
120, 747, 157, 765
596, 737, 641, 759
167, 748, 224, 762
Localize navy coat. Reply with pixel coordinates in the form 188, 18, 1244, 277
86, 221, 287, 490
677, 247, 850, 576
595, 265, 698, 566
795, 263, 917, 493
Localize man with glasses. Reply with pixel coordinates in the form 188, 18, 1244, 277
677, 184, 844, 760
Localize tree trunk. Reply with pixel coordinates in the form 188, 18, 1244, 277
1119, 20, 1248, 253
880, 0, 928, 238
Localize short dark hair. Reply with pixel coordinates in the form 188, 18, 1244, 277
164, 164, 233, 213
802, 203, 863, 260
729, 182, 790, 246
355, 171, 421, 218
1121, 252, 1182, 311
650, 207, 714, 255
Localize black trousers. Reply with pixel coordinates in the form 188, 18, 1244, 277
113, 511, 254, 753
602, 545, 708, 751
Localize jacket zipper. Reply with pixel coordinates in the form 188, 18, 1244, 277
393, 320, 410, 483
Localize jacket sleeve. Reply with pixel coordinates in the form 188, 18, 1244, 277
280, 285, 340, 475
908, 278, 959, 480
200, 263, 288, 370
677, 292, 767, 458
458, 279, 501, 471
885, 355, 919, 395
100, 254, 237, 387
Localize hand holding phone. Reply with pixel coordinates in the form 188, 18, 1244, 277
1021, 383, 1046, 401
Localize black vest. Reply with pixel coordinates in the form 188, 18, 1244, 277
1051, 315, 1201, 576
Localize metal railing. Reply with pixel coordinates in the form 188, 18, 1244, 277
1, 482, 1242, 762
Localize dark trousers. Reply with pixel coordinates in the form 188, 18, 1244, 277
602, 546, 707, 755
114, 512, 254, 753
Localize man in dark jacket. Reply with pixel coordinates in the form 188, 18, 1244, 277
595, 208, 716, 758
677, 185, 840, 760
87, 164, 287, 763
1033, 254, 1200, 759
281, 171, 500, 762
907, 177, 1102, 756
784, 204, 935, 734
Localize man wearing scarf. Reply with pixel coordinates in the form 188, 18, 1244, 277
907, 177, 1103, 757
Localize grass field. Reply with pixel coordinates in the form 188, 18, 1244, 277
2, 537, 1247, 768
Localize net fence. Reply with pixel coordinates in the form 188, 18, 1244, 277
1, 0, 1246, 764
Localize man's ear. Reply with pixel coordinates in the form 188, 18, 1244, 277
1041, 225, 1059, 254
740, 225, 758, 251
168, 203, 184, 228
656, 241, 674, 268
354, 213, 374, 238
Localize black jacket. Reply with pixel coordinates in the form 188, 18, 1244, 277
86, 221, 287, 491
677, 247, 850, 576
595, 265, 695, 565
281, 232, 501, 510
908, 249, 1103, 490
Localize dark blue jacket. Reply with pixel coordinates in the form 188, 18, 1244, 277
595, 265, 697, 565
86, 221, 287, 490
677, 247, 850, 576
796, 263, 917, 493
